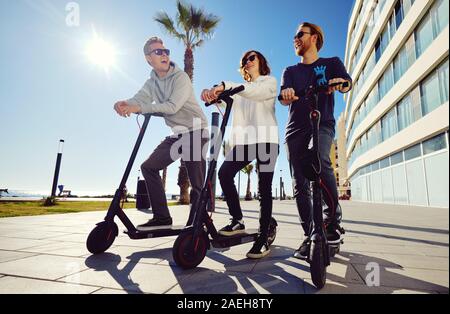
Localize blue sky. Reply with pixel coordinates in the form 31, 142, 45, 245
0, 0, 354, 197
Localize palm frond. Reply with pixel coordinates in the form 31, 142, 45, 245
176, 0, 191, 32
192, 39, 204, 49
200, 14, 220, 35
154, 11, 182, 39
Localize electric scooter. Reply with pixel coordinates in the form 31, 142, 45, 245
278, 81, 349, 289
171, 85, 278, 269
86, 114, 195, 254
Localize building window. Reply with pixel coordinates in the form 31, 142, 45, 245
438, 59, 449, 102
404, 144, 421, 160
421, 71, 441, 115
393, 46, 408, 83
382, 107, 398, 141
423, 133, 447, 155
397, 94, 414, 131
394, 0, 404, 30
380, 157, 390, 168
431, 0, 449, 37
415, 12, 434, 57
379, 65, 394, 100
390, 151, 404, 165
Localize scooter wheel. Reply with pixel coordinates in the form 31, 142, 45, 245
329, 245, 340, 258
86, 221, 118, 254
267, 218, 278, 246
310, 239, 327, 289
173, 230, 209, 270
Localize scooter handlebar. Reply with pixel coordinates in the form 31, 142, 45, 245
205, 85, 245, 107
277, 81, 350, 101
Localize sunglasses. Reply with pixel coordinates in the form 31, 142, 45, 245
149, 48, 170, 56
294, 31, 312, 40
243, 54, 257, 65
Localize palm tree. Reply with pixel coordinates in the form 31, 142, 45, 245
242, 163, 254, 201
154, 0, 220, 204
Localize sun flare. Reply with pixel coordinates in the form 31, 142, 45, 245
85, 34, 117, 69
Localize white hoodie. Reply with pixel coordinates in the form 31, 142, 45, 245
223, 75, 279, 147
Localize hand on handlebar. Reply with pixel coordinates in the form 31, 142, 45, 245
201, 84, 225, 104
279, 88, 299, 105
327, 78, 350, 94
113, 101, 141, 118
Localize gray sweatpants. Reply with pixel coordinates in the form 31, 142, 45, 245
140, 129, 208, 222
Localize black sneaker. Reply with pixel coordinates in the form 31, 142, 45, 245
246, 236, 270, 259
293, 237, 310, 260
326, 223, 344, 245
137, 217, 173, 228
218, 219, 245, 236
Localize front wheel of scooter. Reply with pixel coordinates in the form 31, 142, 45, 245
86, 221, 118, 254
173, 230, 209, 270
310, 239, 327, 289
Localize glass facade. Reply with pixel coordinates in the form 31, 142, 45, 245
350, 131, 449, 207
347, 0, 448, 144
346, 0, 449, 207
348, 58, 449, 169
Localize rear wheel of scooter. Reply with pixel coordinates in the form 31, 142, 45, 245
86, 221, 118, 254
267, 218, 278, 246
173, 230, 209, 269
310, 239, 327, 289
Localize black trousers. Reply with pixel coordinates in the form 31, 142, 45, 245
141, 130, 208, 223
286, 126, 340, 237
218, 143, 279, 237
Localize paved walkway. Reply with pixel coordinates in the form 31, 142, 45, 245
0, 200, 448, 294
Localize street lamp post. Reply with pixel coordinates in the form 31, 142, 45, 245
50, 139, 64, 198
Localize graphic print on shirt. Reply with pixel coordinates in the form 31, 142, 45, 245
314, 65, 327, 86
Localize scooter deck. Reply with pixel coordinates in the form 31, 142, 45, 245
210, 229, 259, 248
125, 225, 186, 239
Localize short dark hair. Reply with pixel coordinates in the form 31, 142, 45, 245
143, 36, 164, 55
239, 50, 271, 82
299, 22, 324, 52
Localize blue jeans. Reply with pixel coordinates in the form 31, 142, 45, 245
286, 126, 340, 237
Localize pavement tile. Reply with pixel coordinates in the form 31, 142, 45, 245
252, 256, 364, 285
0, 237, 58, 251
0, 250, 39, 263
16, 241, 90, 257
0, 254, 88, 280
352, 264, 449, 293
60, 258, 196, 294
0, 276, 98, 294
166, 269, 305, 294
0, 200, 447, 294
303, 279, 438, 294
91, 288, 132, 294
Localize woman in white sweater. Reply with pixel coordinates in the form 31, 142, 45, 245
201, 50, 279, 259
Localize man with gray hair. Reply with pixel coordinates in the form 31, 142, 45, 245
114, 37, 208, 228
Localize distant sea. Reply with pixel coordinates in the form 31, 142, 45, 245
0, 190, 177, 200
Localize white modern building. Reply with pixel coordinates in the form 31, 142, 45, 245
343, 0, 449, 207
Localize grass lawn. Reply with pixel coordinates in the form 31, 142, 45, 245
0, 200, 179, 218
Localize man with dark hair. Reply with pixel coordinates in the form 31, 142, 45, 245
279, 22, 352, 260
114, 36, 208, 228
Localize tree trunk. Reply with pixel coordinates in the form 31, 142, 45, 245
245, 174, 252, 201
177, 46, 195, 205
178, 162, 190, 204
162, 167, 167, 191
184, 47, 194, 81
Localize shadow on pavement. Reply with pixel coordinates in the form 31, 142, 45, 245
84, 243, 448, 294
